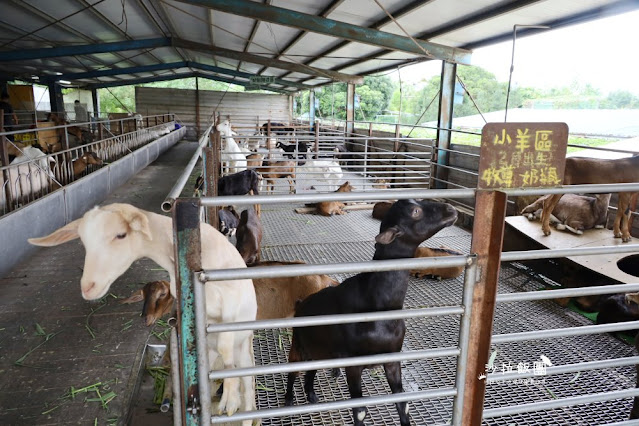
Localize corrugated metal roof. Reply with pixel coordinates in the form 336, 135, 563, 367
0, 0, 636, 93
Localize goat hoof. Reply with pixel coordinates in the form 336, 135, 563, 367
284, 395, 294, 406
307, 393, 319, 404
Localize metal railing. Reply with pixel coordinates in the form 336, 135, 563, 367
168, 181, 639, 425
1, 114, 176, 215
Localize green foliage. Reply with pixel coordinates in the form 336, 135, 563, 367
295, 75, 395, 121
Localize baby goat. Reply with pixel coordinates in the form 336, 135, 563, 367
124, 261, 338, 324
316, 181, 354, 216
285, 199, 458, 426
521, 193, 611, 235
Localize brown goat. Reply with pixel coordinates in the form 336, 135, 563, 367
372, 201, 394, 220
410, 247, 464, 280
540, 156, 639, 242
257, 159, 296, 194
251, 261, 339, 319
317, 181, 354, 216
73, 151, 103, 178
236, 207, 263, 266
246, 153, 264, 168
124, 262, 338, 324
120, 280, 173, 326
521, 193, 611, 235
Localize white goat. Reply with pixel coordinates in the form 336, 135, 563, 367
0, 147, 58, 211
299, 159, 344, 191
217, 120, 247, 174
28, 203, 257, 423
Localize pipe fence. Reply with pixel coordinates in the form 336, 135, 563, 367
168, 182, 639, 425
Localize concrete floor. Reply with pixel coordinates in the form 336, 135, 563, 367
0, 140, 198, 425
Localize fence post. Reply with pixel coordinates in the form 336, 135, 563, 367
462, 190, 507, 425
172, 198, 204, 426
205, 130, 221, 227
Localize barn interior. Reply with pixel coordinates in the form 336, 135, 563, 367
2, 1, 639, 425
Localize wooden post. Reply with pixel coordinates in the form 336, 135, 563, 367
462, 190, 507, 425
206, 130, 221, 227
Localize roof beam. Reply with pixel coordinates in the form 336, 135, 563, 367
85, 70, 293, 94
0, 36, 359, 83
87, 72, 196, 89
276, 0, 431, 79
256, 0, 346, 75
192, 72, 292, 94
175, 0, 471, 64
0, 37, 170, 62
47, 61, 310, 90
173, 38, 362, 84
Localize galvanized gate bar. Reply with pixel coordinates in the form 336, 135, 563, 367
173, 198, 204, 425
488, 356, 639, 382
208, 347, 460, 380
463, 190, 508, 426
210, 388, 458, 424
451, 259, 479, 425
200, 255, 469, 281
492, 319, 639, 343
206, 305, 464, 333
497, 282, 639, 302
482, 388, 639, 419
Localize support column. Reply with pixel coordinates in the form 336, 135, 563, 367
434, 61, 456, 189
309, 89, 315, 129
195, 77, 201, 139
48, 82, 65, 115
346, 83, 355, 136
91, 88, 99, 118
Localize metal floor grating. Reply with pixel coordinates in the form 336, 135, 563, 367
249, 207, 637, 425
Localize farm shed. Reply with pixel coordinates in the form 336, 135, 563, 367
2, 1, 639, 426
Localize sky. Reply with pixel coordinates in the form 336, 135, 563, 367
396, 9, 639, 95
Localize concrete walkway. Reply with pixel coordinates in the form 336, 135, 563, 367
0, 141, 198, 425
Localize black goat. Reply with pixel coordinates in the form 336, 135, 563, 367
284, 199, 458, 426
276, 141, 308, 165
218, 169, 260, 197
218, 206, 240, 236
261, 121, 293, 136
597, 293, 639, 326
235, 207, 263, 266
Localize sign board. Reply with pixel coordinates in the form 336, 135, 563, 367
477, 122, 569, 189
249, 76, 275, 85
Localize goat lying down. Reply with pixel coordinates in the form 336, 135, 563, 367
539, 156, 639, 242
410, 247, 464, 280
285, 199, 458, 426
521, 193, 611, 235
28, 203, 257, 423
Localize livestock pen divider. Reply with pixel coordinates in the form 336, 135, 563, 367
166, 127, 639, 424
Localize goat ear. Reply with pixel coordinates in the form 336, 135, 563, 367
375, 226, 403, 244
28, 219, 81, 246
117, 209, 152, 241
120, 289, 144, 304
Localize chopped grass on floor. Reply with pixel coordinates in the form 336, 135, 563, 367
63, 381, 118, 411
85, 300, 108, 339
15, 329, 63, 367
